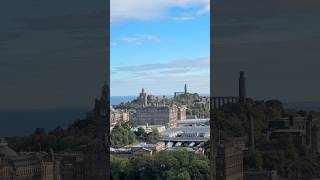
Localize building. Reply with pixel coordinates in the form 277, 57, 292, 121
312, 125, 320, 153
110, 148, 153, 158
193, 96, 210, 110
0, 139, 60, 180
176, 118, 210, 127
110, 106, 130, 125
135, 125, 166, 133
268, 115, 318, 149
138, 88, 148, 107
135, 105, 178, 128
216, 138, 244, 180
174, 84, 188, 97
160, 126, 210, 141
212, 71, 247, 113
244, 170, 279, 180
177, 105, 187, 121
110, 142, 165, 158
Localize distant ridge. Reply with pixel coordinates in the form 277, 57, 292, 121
111, 96, 137, 105
284, 101, 320, 111
0, 108, 89, 137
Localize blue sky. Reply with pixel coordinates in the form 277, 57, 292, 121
111, 0, 210, 96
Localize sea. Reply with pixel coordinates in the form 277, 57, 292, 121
1, 97, 320, 137
0, 96, 136, 137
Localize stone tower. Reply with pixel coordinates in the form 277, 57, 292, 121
139, 88, 148, 107
239, 71, 246, 104
184, 84, 188, 95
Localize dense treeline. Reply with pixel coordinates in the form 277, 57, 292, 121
7, 119, 97, 152
111, 150, 210, 180
216, 99, 320, 178
110, 122, 137, 147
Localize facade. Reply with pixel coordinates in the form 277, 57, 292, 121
212, 71, 248, 113
135, 105, 178, 128
138, 88, 148, 107
110, 142, 165, 158
174, 84, 188, 97
110, 106, 130, 124
216, 138, 244, 180
177, 105, 187, 121
244, 170, 279, 180
268, 116, 318, 149
0, 139, 60, 180
110, 148, 152, 158
135, 125, 166, 133
160, 126, 210, 139
312, 125, 320, 153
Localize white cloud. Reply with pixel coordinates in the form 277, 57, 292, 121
115, 57, 209, 72
111, 58, 210, 95
111, 0, 210, 22
173, 16, 195, 21
121, 34, 161, 45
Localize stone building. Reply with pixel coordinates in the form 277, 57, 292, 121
111, 142, 166, 158
212, 71, 247, 113
268, 115, 319, 149
135, 105, 178, 128
244, 170, 279, 180
216, 138, 244, 180
0, 139, 60, 180
312, 125, 320, 153
138, 88, 148, 107
174, 84, 188, 97
110, 106, 129, 124
177, 105, 187, 121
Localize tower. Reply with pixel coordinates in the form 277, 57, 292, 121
239, 71, 246, 104
139, 88, 148, 106
184, 83, 187, 95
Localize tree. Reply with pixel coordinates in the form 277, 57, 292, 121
245, 149, 263, 170
111, 150, 210, 180
173, 170, 191, 180
146, 129, 160, 144
135, 127, 147, 137
111, 124, 137, 147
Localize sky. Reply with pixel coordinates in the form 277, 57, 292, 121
1, 0, 320, 110
213, 0, 320, 102
110, 0, 210, 96
0, 0, 107, 109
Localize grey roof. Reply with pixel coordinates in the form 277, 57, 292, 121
0, 141, 18, 158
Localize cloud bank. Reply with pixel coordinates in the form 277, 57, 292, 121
111, 0, 210, 22
111, 58, 210, 95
